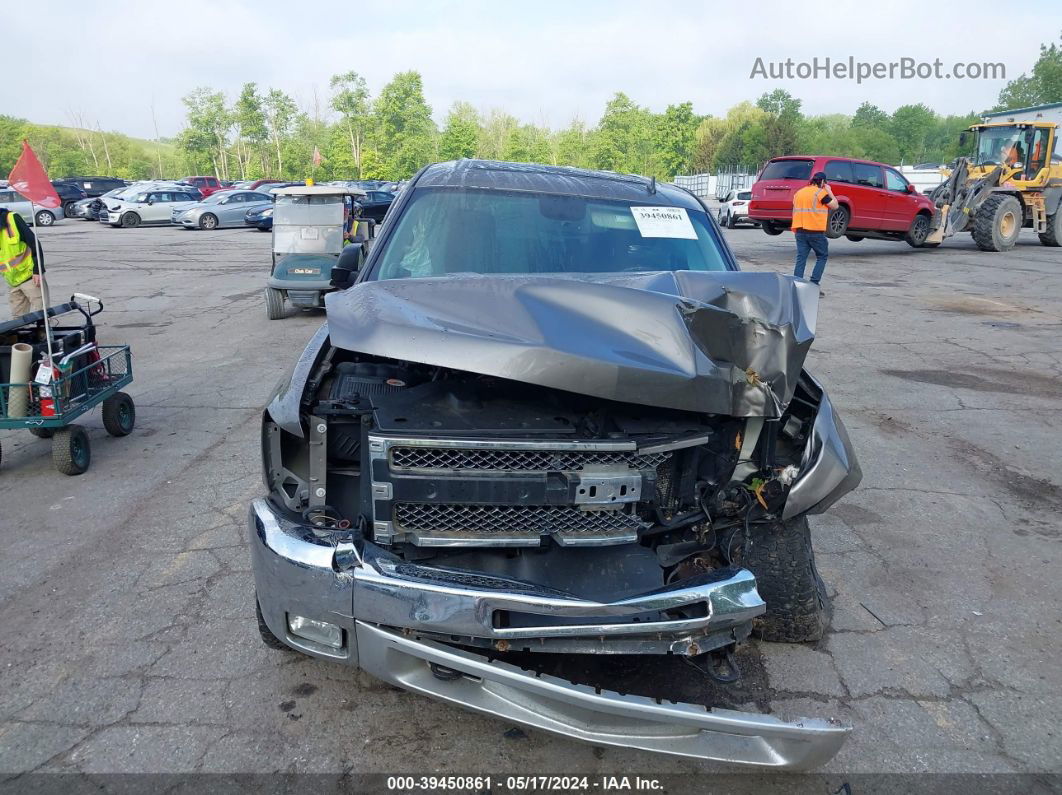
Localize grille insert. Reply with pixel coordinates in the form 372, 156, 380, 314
393, 502, 648, 538
390, 446, 669, 473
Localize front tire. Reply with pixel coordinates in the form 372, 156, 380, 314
63, 201, 77, 218
1038, 212, 1062, 247
199, 213, 219, 230
741, 515, 828, 643
35, 210, 55, 227
826, 206, 849, 239
52, 425, 91, 476
120, 212, 140, 228
905, 213, 932, 247
29, 427, 54, 439
256, 599, 289, 650
972, 194, 1022, 252
102, 392, 136, 437
265, 287, 285, 320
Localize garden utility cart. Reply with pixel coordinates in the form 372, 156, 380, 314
0, 295, 134, 475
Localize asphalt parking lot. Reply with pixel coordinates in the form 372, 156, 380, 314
1, 217, 1059, 787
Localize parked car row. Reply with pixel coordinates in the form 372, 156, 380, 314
3, 174, 397, 233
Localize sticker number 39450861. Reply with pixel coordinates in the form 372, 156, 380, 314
629, 206, 698, 240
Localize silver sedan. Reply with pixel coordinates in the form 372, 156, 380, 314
172, 190, 273, 230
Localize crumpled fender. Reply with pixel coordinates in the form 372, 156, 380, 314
266, 323, 329, 437
783, 374, 862, 520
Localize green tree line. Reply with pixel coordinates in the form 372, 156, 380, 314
4, 34, 1059, 182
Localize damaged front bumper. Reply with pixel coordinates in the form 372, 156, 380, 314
249, 498, 851, 768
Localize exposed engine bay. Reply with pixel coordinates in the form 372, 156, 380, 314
269, 350, 818, 568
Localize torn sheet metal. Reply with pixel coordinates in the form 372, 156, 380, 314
325, 271, 818, 418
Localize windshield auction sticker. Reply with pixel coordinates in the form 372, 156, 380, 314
630, 206, 698, 239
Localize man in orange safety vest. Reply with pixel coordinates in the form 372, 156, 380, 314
791, 171, 839, 293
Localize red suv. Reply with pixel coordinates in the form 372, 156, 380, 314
748, 156, 938, 247
181, 176, 224, 197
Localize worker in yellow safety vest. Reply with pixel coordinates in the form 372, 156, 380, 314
791, 171, 839, 293
0, 207, 45, 318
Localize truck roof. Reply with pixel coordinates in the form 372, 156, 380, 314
416, 159, 704, 211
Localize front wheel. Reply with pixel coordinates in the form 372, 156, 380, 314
760, 220, 785, 236
826, 206, 849, 239
63, 201, 77, 218
972, 194, 1022, 252
1038, 212, 1062, 247
265, 287, 285, 320
35, 210, 55, 227
256, 598, 290, 651
102, 392, 136, 437
905, 213, 932, 248
199, 213, 219, 230
120, 212, 140, 228
741, 515, 828, 643
52, 425, 91, 476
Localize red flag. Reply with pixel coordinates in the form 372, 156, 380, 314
312, 146, 322, 168
8, 141, 61, 209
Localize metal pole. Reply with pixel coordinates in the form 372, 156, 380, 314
28, 200, 55, 373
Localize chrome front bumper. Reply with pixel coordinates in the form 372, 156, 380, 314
249, 498, 851, 768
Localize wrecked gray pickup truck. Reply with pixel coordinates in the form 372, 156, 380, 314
249, 160, 861, 768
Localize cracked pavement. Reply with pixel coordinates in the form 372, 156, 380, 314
0, 220, 1059, 786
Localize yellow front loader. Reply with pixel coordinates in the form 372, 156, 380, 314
926, 104, 1062, 251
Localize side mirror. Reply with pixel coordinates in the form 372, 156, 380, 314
330, 266, 354, 289
146, 198, 154, 205
905, 183, 916, 193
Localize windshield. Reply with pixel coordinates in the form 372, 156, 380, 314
373, 188, 728, 280
976, 126, 1025, 167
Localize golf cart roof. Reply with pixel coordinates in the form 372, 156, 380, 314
272, 185, 367, 198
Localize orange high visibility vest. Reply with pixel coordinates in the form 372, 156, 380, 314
791, 185, 829, 232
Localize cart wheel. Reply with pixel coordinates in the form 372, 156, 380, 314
265, 287, 286, 320
53, 425, 91, 476
29, 427, 54, 439
102, 392, 136, 437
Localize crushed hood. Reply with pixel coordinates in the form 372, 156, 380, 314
324, 271, 818, 417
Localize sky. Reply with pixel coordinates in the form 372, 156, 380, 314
5, 0, 1058, 139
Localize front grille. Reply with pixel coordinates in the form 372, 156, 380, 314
390, 446, 670, 472
393, 502, 648, 539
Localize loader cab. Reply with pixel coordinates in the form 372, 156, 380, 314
968, 122, 1057, 184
